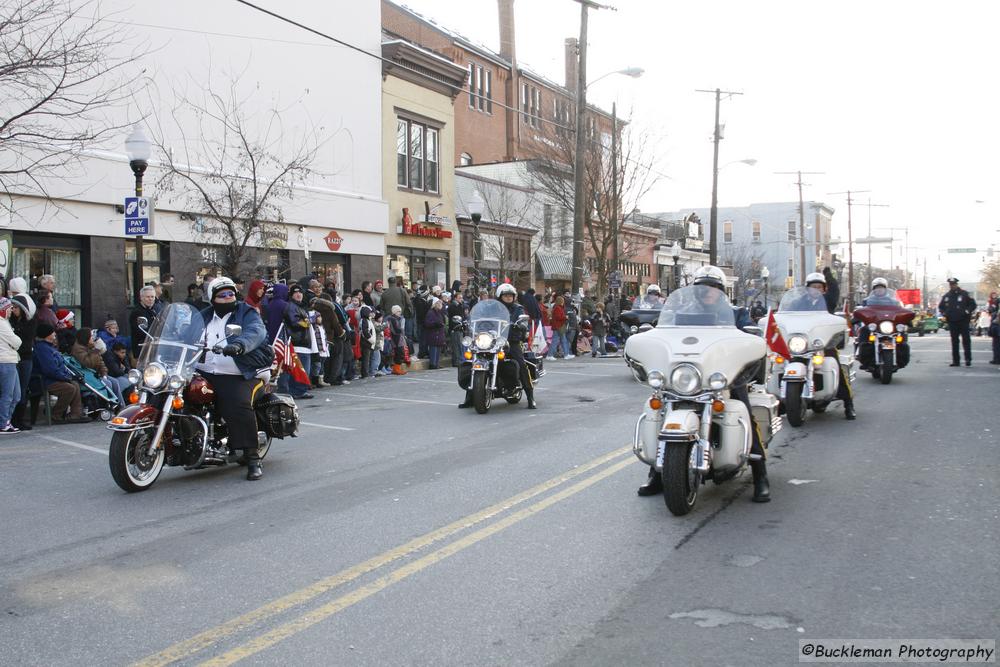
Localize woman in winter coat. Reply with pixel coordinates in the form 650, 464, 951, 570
9, 294, 36, 430
0, 297, 22, 433
72, 328, 127, 407
265, 283, 290, 342
423, 298, 447, 369
547, 296, 572, 359
245, 279, 267, 315
35, 289, 58, 331
387, 304, 407, 375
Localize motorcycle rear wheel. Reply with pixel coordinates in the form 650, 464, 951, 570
785, 383, 807, 427
663, 443, 700, 516
109, 428, 164, 493
472, 372, 491, 414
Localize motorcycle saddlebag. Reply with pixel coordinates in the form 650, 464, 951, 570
524, 352, 543, 381
255, 393, 299, 439
747, 388, 781, 444
458, 362, 472, 390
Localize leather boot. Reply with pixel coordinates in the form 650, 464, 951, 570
525, 388, 536, 410
10, 403, 30, 431
246, 460, 263, 481
844, 399, 856, 420
750, 460, 771, 503
458, 391, 473, 409
637, 466, 663, 496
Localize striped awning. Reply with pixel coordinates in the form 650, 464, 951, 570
536, 252, 572, 280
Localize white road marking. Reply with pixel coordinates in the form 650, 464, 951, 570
300, 421, 355, 431
322, 392, 445, 405
395, 377, 457, 384
37, 434, 108, 455
787, 479, 819, 485
543, 370, 611, 377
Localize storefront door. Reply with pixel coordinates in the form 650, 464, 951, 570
11, 233, 84, 317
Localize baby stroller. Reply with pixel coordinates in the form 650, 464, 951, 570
63, 355, 120, 421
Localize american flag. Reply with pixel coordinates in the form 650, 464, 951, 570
272, 323, 311, 385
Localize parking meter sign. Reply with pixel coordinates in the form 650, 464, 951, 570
124, 197, 152, 236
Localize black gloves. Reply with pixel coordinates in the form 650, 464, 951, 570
822, 266, 834, 279
222, 343, 244, 357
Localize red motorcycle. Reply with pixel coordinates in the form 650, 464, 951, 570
107, 303, 298, 492
853, 290, 915, 385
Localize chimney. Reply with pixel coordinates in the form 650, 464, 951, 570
498, 0, 516, 64
565, 38, 578, 92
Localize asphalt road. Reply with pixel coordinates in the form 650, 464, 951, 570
1, 333, 997, 666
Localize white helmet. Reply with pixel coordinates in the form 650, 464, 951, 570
209, 276, 237, 300
496, 283, 517, 298
692, 265, 727, 291
805, 272, 826, 286
646, 284, 661, 296
871, 277, 888, 289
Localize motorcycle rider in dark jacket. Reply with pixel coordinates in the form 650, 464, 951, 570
458, 283, 536, 410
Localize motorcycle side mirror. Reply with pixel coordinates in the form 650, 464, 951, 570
136, 316, 149, 331
743, 325, 764, 337
638, 323, 653, 333
225, 324, 243, 339
630, 325, 639, 334
517, 314, 531, 325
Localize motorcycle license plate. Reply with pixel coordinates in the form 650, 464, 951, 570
881, 342, 895, 349
473, 362, 486, 371
655, 441, 665, 469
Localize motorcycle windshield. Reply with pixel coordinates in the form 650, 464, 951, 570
469, 299, 511, 344
136, 303, 206, 379
656, 285, 736, 328
778, 287, 829, 312
863, 289, 902, 307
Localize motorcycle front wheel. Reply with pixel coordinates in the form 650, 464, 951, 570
663, 443, 700, 516
472, 372, 491, 414
785, 383, 807, 427
879, 362, 894, 385
109, 428, 164, 493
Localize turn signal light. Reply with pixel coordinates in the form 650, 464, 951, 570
774, 355, 785, 364
812, 354, 824, 366
464, 351, 472, 360
665, 423, 682, 430
868, 334, 876, 342
171, 396, 185, 410
128, 392, 139, 404
497, 351, 505, 360
111, 417, 126, 425
649, 397, 662, 410
712, 400, 725, 413
895, 335, 904, 343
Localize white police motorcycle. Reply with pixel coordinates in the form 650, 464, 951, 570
765, 287, 853, 426
626, 285, 781, 515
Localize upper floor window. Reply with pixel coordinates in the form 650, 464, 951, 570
752, 221, 761, 242
522, 83, 541, 128
468, 63, 492, 113
553, 99, 571, 137
723, 221, 733, 243
459, 152, 473, 167
787, 220, 797, 241
396, 118, 439, 194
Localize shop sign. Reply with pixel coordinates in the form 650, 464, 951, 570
399, 208, 453, 239
324, 231, 344, 251
260, 225, 288, 249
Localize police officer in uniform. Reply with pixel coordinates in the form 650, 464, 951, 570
459, 283, 537, 410
638, 266, 772, 503
938, 277, 976, 366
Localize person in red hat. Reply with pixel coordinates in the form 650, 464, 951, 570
55, 308, 77, 353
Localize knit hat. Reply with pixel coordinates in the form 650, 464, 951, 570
56, 309, 74, 328
11, 294, 35, 319
0, 297, 11, 317
8, 277, 27, 295
36, 323, 55, 339
289, 284, 304, 297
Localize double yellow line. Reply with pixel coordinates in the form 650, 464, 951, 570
135, 447, 634, 666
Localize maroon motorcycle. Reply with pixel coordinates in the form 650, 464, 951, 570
853, 290, 915, 385
107, 303, 298, 492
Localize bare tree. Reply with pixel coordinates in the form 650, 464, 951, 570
457, 176, 538, 285
719, 240, 765, 305
529, 111, 660, 297
0, 0, 145, 210
979, 258, 1000, 295
155, 75, 324, 278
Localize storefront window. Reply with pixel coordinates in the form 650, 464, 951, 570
125, 241, 169, 304
309, 255, 346, 294
387, 246, 449, 290
12, 245, 82, 316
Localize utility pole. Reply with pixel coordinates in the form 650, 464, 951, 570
610, 101, 619, 282
878, 226, 911, 287
569, 0, 613, 297
696, 87, 742, 265
862, 199, 890, 287
775, 170, 823, 283
829, 189, 870, 308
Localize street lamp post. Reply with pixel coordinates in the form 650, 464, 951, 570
468, 190, 485, 296
670, 241, 681, 293
124, 125, 152, 304
761, 265, 770, 308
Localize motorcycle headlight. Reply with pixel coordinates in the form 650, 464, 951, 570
168, 375, 185, 391
474, 332, 495, 350
878, 320, 894, 334
867, 323, 877, 331
670, 364, 702, 396
461, 336, 473, 348
646, 370, 665, 390
127, 368, 142, 386
708, 372, 727, 390
788, 335, 808, 355
142, 363, 167, 389
895, 323, 906, 332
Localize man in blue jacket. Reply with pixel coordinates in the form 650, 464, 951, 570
197, 277, 273, 480
32, 323, 89, 423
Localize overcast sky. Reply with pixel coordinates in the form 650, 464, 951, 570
397, 0, 999, 286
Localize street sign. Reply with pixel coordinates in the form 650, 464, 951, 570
946, 248, 977, 253
608, 270, 623, 290
124, 196, 151, 236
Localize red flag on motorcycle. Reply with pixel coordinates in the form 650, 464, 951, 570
765, 309, 791, 358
